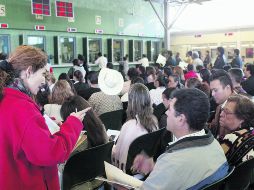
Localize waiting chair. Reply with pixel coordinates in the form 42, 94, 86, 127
224, 158, 254, 190
125, 128, 165, 175
62, 141, 114, 190
99, 109, 123, 130
153, 103, 166, 122
200, 166, 235, 190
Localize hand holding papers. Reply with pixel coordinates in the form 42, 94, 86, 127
96, 162, 143, 189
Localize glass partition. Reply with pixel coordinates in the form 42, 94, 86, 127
59, 37, 75, 63
89, 38, 102, 63
152, 41, 160, 62
27, 36, 45, 50
134, 40, 143, 61
0, 35, 10, 56
113, 39, 124, 62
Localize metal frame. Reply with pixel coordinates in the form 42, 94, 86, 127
88, 38, 102, 63
59, 36, 76, 64
0, 34, 11, 55
27, 35, 46, 50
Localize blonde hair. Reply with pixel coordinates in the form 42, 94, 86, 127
50, 80, 74, 105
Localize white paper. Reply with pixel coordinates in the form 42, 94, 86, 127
104, 161, 143, 189
178, 61, 188, 70
107, 129, 120, 142
156, 54, 166, 66
44, 114, 60, 134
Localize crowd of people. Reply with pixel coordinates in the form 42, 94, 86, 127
0, 45, 253, 189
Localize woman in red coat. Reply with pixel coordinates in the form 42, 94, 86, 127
0, 45, 90, 190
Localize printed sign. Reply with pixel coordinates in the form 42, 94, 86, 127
0, 5, 6, 16
95, 16, 101, 25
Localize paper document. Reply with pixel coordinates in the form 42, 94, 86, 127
178, 61, 188, 70
156, 54, 166, 66
102, 161, 143, 189
44, 114, 60, 134
107, 129, 120, 142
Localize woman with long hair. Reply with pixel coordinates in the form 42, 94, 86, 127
0, 45, 89, 189
112, 83, 158, 172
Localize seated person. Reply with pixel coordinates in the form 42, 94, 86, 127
44, 80, 74, 122
112, 83, 158, 172
149, 75, 166, 106
60, 95, 108, 189
135, 88, 228, 190
219, 94, 254, 166
88, 68, 123, 116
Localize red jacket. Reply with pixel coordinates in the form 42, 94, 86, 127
0, 88, 83, 190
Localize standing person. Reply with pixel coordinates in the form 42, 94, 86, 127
95, 52, 107, 70
0, 46, 90, 189
213, 47, 226, 70
78, 54, 89, 82
241, 63, 254, 96
165, 51, 176, 67
138, 54, 149, 68
68, 59, 86, 81
230, 49, 242, 68
203, 50, 211, 68
175, 52, 181, 66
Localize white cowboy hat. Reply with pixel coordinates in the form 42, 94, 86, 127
98, 68, 124, 95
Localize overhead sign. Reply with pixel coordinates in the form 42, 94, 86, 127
95, 29, 103, 34
0, 23, 8, 28
0, 5, 6, 16
31, 0, 50, 16
35, 25, 45, 30
67, 27, 77, 32
55, 1, 74, 18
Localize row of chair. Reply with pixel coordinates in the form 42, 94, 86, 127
201, 157, 254, 190
62, 128, 167, 190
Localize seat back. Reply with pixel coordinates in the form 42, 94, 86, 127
62, 141, 114, 190
224, 158, 254, 190
201, 166, 235, 190
125, 128, 165, 175
99, 109, 123, 130
153, 103, 166, 121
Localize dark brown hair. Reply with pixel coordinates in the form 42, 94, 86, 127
60, 96, 108, 148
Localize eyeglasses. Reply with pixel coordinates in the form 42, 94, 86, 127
221, 107, 235, 116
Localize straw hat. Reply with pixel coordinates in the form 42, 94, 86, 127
98, 68, 124, 95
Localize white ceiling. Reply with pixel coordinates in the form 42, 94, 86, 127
168, 0, 254, 33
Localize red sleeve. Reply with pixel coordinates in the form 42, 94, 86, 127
21, 115, 83, 166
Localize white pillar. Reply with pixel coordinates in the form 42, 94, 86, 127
164, 0, 170, 50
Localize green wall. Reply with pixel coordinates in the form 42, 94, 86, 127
0, 0, 164, 77
0, 0, 164, 37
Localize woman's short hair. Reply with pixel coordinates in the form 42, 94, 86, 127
227, 95, 254, 130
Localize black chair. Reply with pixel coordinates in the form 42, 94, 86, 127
153, 103, 166, 122
62, 141, 114, 190
125, 128, 165, 175
224, 158, 254, 190
99, 110, 123, 130
200, 166, 235, 190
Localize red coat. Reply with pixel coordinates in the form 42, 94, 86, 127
0, 88, 83, 190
